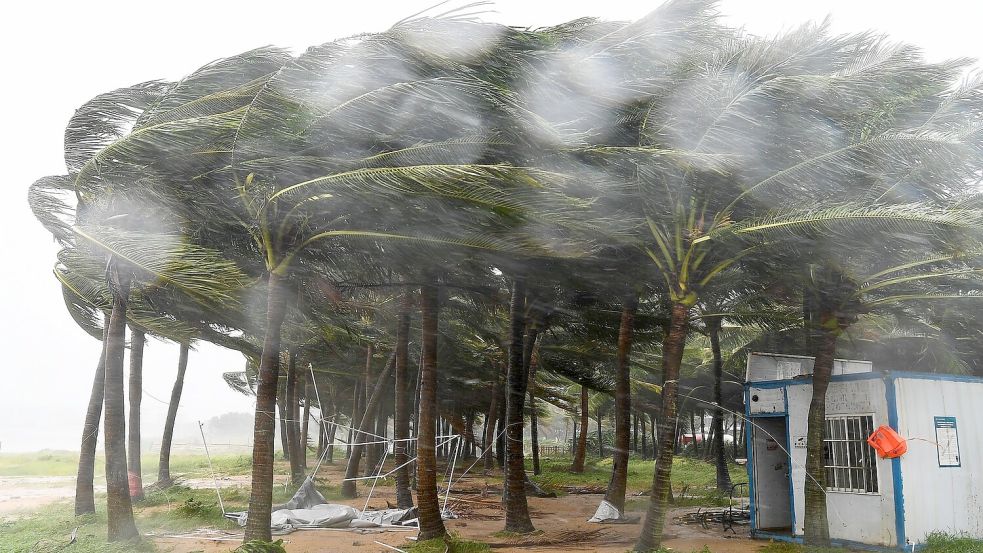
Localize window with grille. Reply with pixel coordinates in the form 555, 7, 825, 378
823, 415, 879, 494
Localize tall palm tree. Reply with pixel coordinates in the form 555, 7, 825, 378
127, 326, 146, 501
157, 342, 190, 487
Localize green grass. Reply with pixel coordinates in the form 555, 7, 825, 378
404, 534, 491, 553
0, 451, 255, 479
923, 532, 983, 553
755, 532, 983, 553
0, 480, 346, 553
529, 455, 744, 506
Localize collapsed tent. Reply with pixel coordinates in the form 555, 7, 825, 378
226, 478, 418, 534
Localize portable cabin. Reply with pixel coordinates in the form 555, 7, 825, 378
744, 352, 983, 550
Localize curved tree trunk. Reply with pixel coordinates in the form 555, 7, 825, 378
571, 385, 589, 473
394, 292, 414, 508
803, 312, 841, 546
75, 329, 108, 516
244, 272, 289, 543
417, 279, 447, 540
103, 267, 139, 541
603, 292, 638, 513
127, 327, 145, 501
636, 301, 689, 551
285, 351, 304, 486
707, 317, 732, 492
342, 352, 395, 497
157, 341, 189, 487
503, 277, 535, 533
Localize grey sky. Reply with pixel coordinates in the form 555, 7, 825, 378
1, 0, 980, 452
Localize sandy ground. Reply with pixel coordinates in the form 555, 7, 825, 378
0, 476, 101, 517
1, 464, 764, 552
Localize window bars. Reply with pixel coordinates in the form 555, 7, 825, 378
823, 414, 879, 494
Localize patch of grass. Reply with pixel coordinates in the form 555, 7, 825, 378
0, 451, 89, 477
529, 456, 743, 507
923, 532, 983, 553
404, 534, 491, 553
234, 539, 287, 553
0, 503, 156, 553
0, 451, 258, 479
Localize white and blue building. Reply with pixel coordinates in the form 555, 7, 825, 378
744, 352, 983, 550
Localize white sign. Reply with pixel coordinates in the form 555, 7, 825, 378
793, 436, 807, 448
935, 416, 961, 467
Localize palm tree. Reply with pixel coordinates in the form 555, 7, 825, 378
156, 342, 190, 487
127, 326, 146, 501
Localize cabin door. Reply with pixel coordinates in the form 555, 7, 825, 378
752, 416, 792, 531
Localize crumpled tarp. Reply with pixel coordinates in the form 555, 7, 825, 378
229, 503, 417, 533
273, 477, 328, 511
270, 503, 358, 531
588, 500, 624, 523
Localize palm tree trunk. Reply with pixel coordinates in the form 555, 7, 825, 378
483, 370, 500, 472
495, 380, 507, 468
707, 318, 732, 492
244, 272, 289, 543
641, 413, 648, 459
803, 312, 842, 546
157, 341, 189, 487
277, 385, 289, 460
347, 380, 361, 460
504, 277, 535, 533
417, 279, 448, 540
604, 293, 637, 513
636, 301, 689, 551
571, 385, 589, 473
103, 267, 138, 541
342, 352, 395, 497
527, 345, 541, 475
285, 351, 304, 486
394, 292, 414, 508
127, 327, 145, 501
75, 328, 108, 516
597, 408, 604, 457
301, 378, 311, 469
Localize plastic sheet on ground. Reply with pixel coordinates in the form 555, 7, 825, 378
270, 503, 358, 531
273, 477, 327, 511
228, 504, 417, 533
587, 499, 624, 523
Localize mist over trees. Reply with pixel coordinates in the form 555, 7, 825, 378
28, 0, 983, 549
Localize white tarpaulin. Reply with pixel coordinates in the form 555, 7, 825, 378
269, 504, 358, 531
588, 500, 624, 523
229, 504, 417, 533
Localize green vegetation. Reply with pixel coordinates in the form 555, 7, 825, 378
530, 456, 743, 500
923, 532, 983, 553
0, 481, 339, 552
404, 534, 491, 553
234, 539, 287, 553
0, 451, 256, 478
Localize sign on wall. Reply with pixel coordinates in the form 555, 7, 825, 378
934, 416, 961, 468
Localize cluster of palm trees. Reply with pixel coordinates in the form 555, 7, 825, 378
29, 0, 983, 550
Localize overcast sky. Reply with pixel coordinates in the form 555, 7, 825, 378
1, 0, 980, 453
